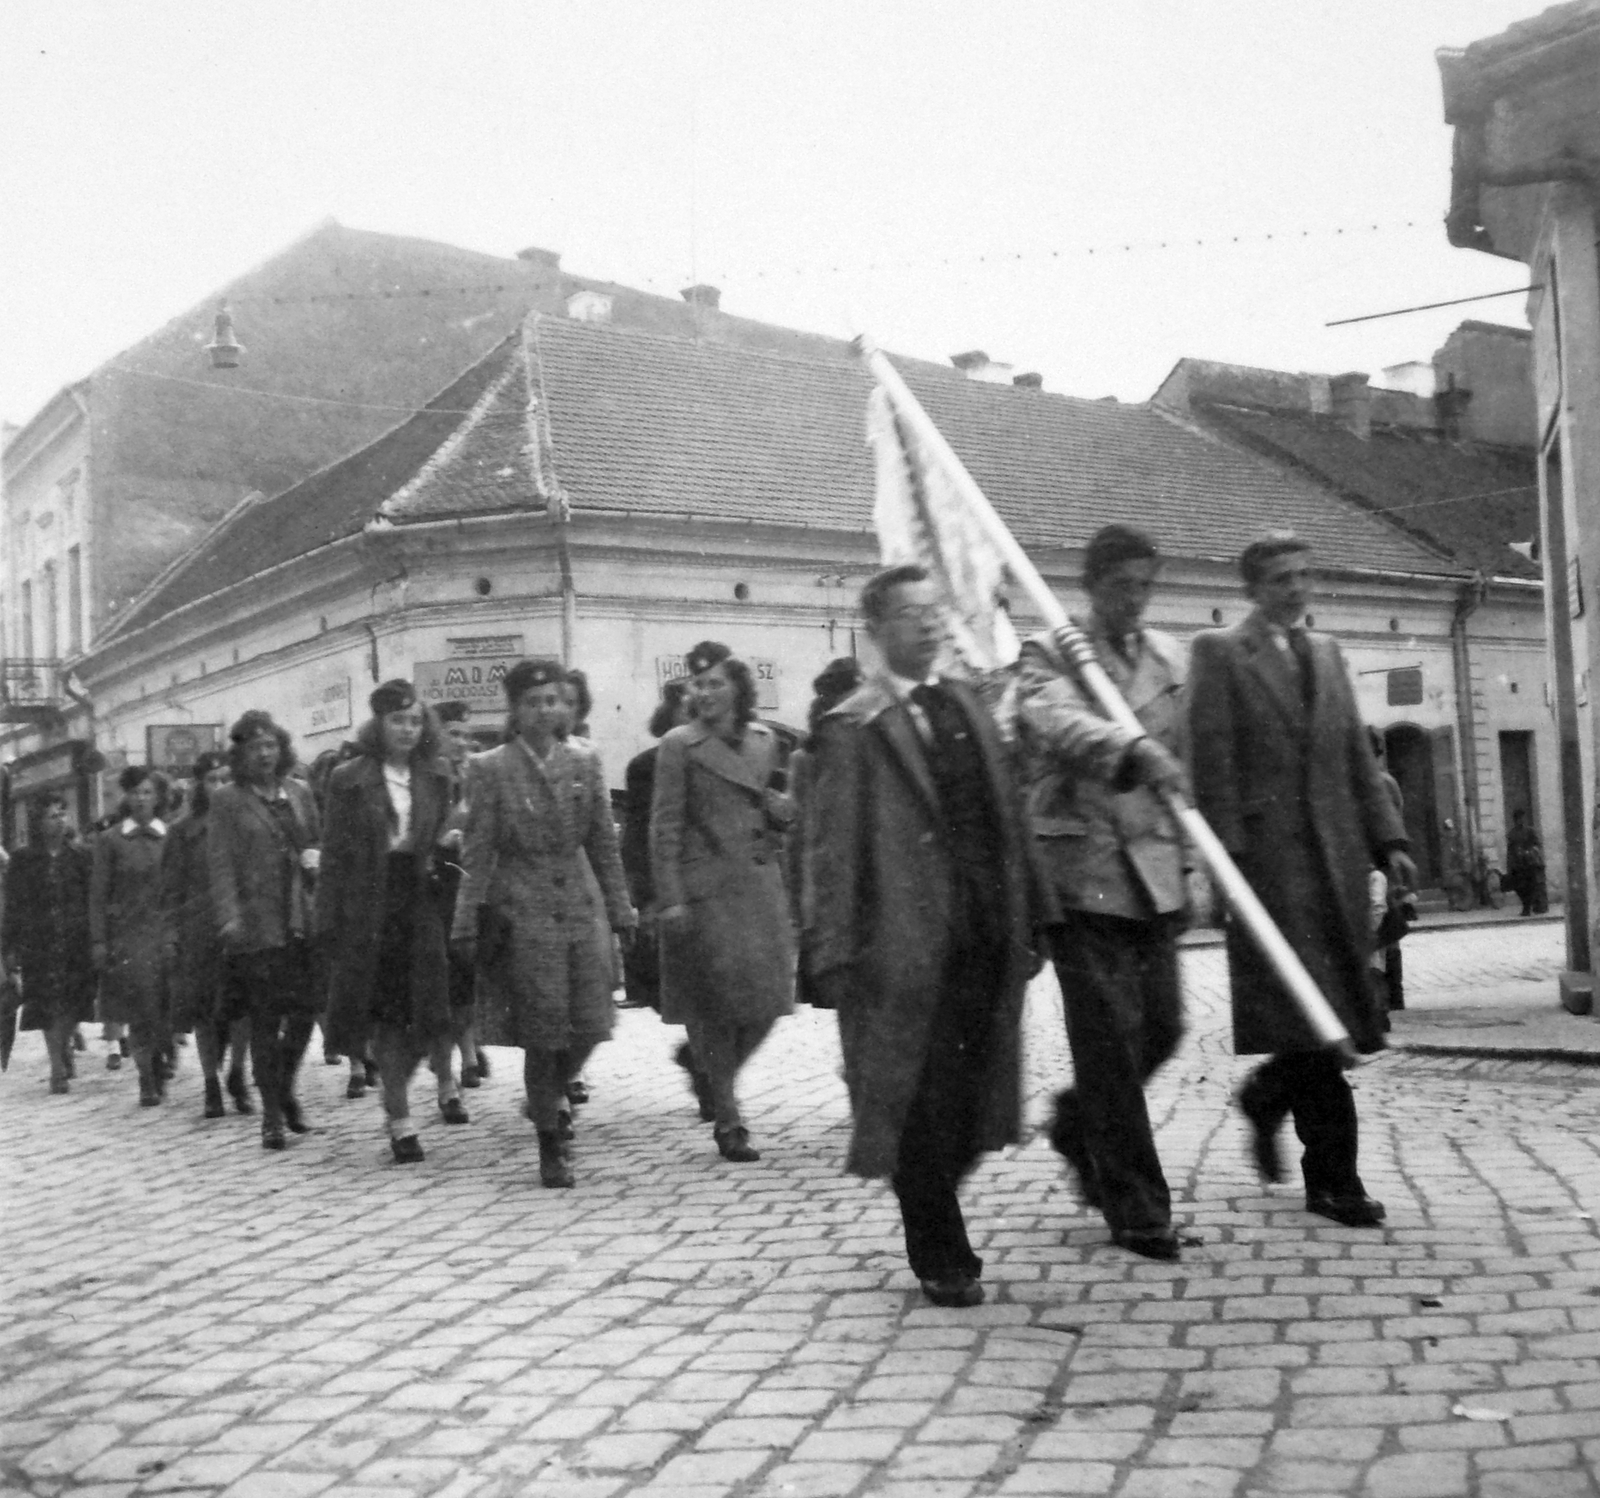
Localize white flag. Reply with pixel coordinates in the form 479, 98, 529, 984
866, 383, 1019, 678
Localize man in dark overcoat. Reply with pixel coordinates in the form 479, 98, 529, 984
805, 564, 1045, 1308
1016, 524, 1191, 1260
1, 793, 95, 1093
1188, 532, 1414, 1226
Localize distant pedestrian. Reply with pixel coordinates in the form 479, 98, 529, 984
161, 751, 252, 1119
1506, 809, 1547, 917
209, 711, 323, 1151
1189, 532, 1413, 1228
2, 794, 95, 1095
653, 642, 796, 1164
560, 666, 609, 1111
319, 682, 461, 1164
1017, 523, 1190, 1261
620, 681, 713, 1114
91, 767, 173, 1107
804, 568, 1046, 1307
432, 700, 486, 1090
451, 659, 635, 1188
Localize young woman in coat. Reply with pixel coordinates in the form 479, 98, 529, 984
450, 658, 635, 1188
317, 681, 460, 1164
652, 641, 796, 1164
91, 766, 173, 1107
160, 751, 252, 1119
2, 793, 95, 1095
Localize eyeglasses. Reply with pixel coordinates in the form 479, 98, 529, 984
886, 605, 943, 624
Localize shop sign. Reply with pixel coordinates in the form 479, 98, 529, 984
300, 669, 353, 736
415, 657, 519, 716
447, 635, 525, 658
6, 740, 85, 794
656, 654, 781, 711
147, 724, 223, 777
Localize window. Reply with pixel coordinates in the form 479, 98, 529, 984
19, 579, 32, 658
43, 562, 59, 659
67, 546, 83, 654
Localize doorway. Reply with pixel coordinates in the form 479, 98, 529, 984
1384, 723, 1448, 886
1499, 731, 1538, 835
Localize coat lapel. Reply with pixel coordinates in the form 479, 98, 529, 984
1238, 612, 1306, 731
858, 676, 941, 816
685, 724, 767, 797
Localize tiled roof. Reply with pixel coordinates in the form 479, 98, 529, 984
1188, 402, 1539, 579
111, 314, 1464, 639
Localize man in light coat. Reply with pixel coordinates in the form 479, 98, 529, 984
1016, 523, 1190, 1261
1188, 532, 1414, 1227
805, 564, 1045, 1308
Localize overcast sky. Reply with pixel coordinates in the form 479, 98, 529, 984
0, 0, 1541, 425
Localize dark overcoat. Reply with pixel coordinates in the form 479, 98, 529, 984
803, 674, 1040, 1179
450, 738, 632, 1051
159, 814, 221, 1032
2, 842, 95, 1028
316, 753, 454, 1055
91, 820, 170, 1028
651, 720, 796, 1030
207, 780, 322, 953
1188, 613, 1406, 1055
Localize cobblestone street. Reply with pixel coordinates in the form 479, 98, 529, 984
4, 922, 1600, 1498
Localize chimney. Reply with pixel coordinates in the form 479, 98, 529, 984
1434, 373, 1473, 441
515, 246, 562, 271
565, 290, 613, 324
1328, 372, 1372, 439
950, 350, 1015, 384
680, 284, 721, 311
1012, 372, 1044, 390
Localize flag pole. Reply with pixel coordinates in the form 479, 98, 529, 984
856, 336, 1356, 1059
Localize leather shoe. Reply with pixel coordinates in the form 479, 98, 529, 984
1112, 1228, 1181, 1261
459, 1068, 480, 1089
391, 1134, 425, 1164
204, 1077, 226, 1118
281, 1095, 309, 1134
714, 1125, 760, 1162
538, 1130, 574, 1187
1307, 1193, 1386, 1227
1237, 1084, 1284, 1184
565, 1078, 589, 1106
226, 1071, 254, 1114
261, 1123, 287, 1151
556, 1107, 575, 1141
346, 1075, 367, 1100
439, 1096, 470, 1125
919, 1273, 985, 1308
50, 1076, 70, 1095
474, 1053, 491, 1080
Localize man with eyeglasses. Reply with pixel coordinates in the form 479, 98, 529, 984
1188, 532, 1413, 1228
804, 564, 1045, 1308
1016, 523, 1190, 1261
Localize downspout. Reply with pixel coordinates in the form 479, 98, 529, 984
1451, 570, 1489, 853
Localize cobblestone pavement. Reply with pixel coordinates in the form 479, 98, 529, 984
4, 924, 1600, 1498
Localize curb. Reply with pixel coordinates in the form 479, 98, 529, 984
1390, 1040, 1600, 1066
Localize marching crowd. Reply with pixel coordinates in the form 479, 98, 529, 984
1, 524, 1416, 1310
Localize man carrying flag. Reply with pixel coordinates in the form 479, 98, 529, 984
1016, 523, 1190, 1260
804, 565, 1044, 1308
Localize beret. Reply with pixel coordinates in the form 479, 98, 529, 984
685, 640, 732, 678
369, 678, 417, 717
502, 657, 567, 700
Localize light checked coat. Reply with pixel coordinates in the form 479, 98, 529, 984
450, 737, 632, 1051
1015, 621, 1188, 919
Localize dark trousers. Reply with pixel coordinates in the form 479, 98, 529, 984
891, 938, 1001, 1282
228, 942, 319, 1128
683, 1013, 776, 1131
1051, 911, 1183, 1234
1240, 1049, 1364, 1199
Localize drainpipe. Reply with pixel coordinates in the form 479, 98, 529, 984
1450, 571, 1488, 855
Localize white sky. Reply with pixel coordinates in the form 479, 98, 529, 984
0, 0, 1543, 425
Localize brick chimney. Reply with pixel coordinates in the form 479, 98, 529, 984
1328, 372, 1372, 439
681, 284, 721, 311
515, 246, 562, 271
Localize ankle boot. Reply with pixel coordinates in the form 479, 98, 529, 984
204, 1076, 226, 1118
538, 1130, 574, 1188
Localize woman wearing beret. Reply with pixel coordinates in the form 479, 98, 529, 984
451, 658, 636, 1187
653, 641, 796, 1162
318, 681, 462, 1164
91, 766, 174, 1107
161, 750, 253, 1119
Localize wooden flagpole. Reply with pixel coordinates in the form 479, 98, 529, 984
857, 335, 1355, 1058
